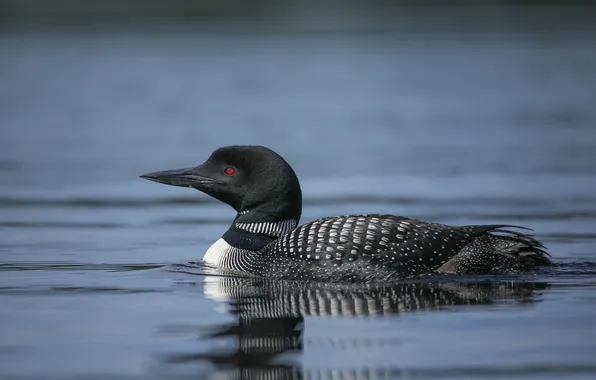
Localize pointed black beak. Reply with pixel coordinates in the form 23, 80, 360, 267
139, 167, 213, 188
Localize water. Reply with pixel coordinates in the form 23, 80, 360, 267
2, 17, 596, 380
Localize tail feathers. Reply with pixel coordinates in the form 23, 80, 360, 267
483, 225, 551, 266
464, 223, 533, 236
438, 224, 553, 275
466, 225, 548, 253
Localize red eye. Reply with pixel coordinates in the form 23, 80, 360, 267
224, 167, 235, 176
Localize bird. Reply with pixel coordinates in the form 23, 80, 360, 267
140, 145, 552, 283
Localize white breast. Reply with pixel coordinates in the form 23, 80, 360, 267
203, 238, 231, 266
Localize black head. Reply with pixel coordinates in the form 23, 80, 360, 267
140, 145, 302, 223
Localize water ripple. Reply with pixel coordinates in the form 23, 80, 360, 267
0, 262, 164, 272
1, 194, 594, 208
0, 285, 169, 296
0, 221, 125, 228
167, 260, 596, 279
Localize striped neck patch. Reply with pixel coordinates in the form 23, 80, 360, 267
235, 220, 297, 237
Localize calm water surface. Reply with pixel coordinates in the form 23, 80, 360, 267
1, 24, 596, 379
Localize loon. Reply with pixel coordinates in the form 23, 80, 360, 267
140, 145, 552, 283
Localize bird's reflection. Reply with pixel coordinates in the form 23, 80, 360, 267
160, 275, 549, 379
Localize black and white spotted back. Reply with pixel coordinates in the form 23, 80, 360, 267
259, 214, 478, 282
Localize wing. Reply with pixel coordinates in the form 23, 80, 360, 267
261, 214, 478, 282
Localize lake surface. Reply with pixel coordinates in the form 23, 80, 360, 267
2, 17, 596, 380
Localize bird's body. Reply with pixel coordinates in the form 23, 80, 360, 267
141, 145, 552, 283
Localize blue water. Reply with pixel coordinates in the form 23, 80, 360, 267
1, 19, 596, 379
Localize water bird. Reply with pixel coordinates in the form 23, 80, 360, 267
140, 145, 552, 283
